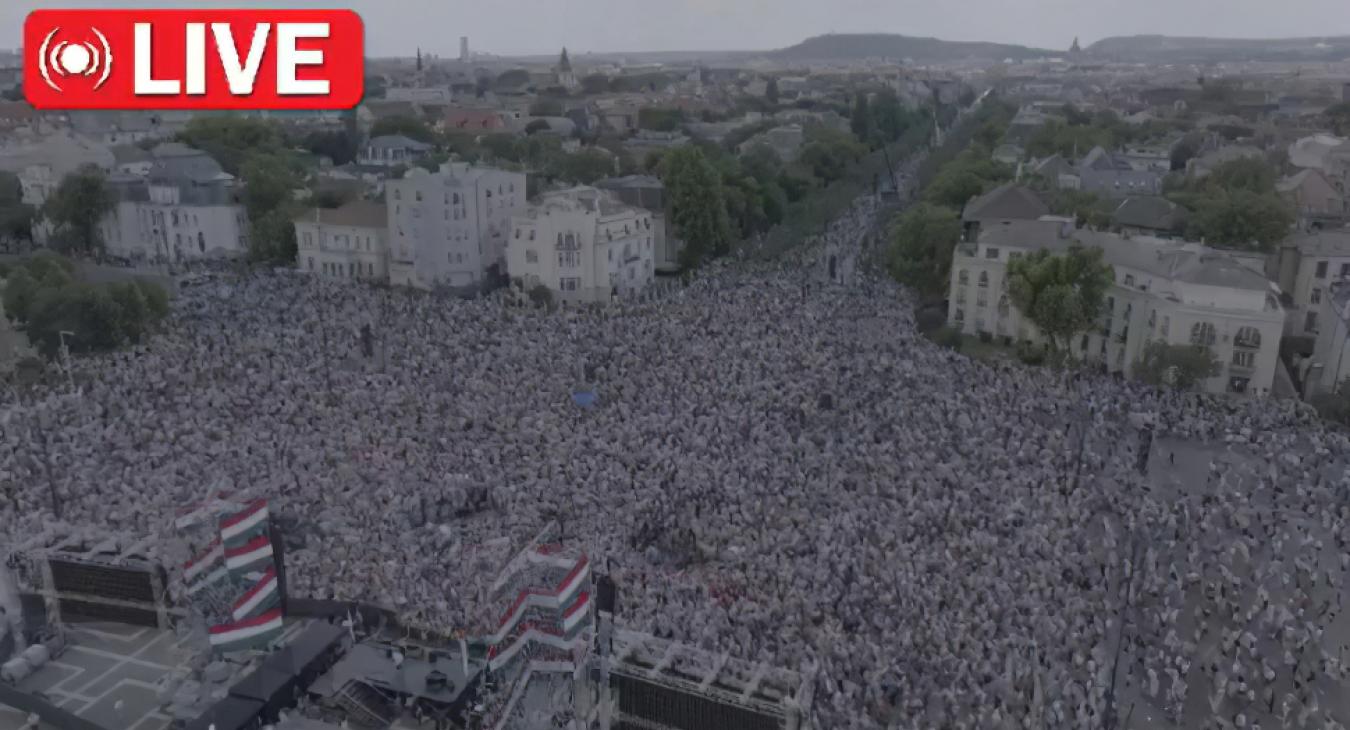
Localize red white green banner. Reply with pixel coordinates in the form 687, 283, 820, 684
183, 538, 223, 583
231, 567, 280, 621
220, 500, 269, 547
209, 607, 283, 652
224, 535, 274, 575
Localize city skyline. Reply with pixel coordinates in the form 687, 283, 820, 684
4, 0, 1350, 59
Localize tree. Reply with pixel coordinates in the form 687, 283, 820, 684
581, 74, 610, 95
1, 84, 21, 102
1325, 103, 1350, 137
1, 253, 167, 359
851, 94, 871, 142
1136, 342, 1222, 390
240, 155, 301, 263
638, 108, 685, 132
495, 69, 531, 91
302, 129, 359, 166
0, 170, 34, 248
1170, 134, 1202, 171
1182, 190, 1292, 252
370, 115, 436, 143
548, 149, 615, 185
884, 203, 962, 298
1006, 244, 1114, 353
529, 98, 565, 117
178, 116, 287, 175
869, 89, 911, 143
765, 78, 779, 105
660, 146, 732, 267
45, 165, 114, 256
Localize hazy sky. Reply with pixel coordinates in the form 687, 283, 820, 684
8, 0, 1350, 57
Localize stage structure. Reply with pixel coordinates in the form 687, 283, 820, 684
2, 524, 171, 630
174, 494, 286, 654
590, 628, 813, 730
479, 523, 594, 730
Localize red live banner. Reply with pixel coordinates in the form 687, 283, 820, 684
24, 9, 364, 110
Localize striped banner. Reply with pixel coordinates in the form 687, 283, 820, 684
224, 535, 274, 575
185, 565, 229, 596
231, 567, 280, 621
209, 608, 283, 652
220, 500, 269, 547
183, 538, 223, 583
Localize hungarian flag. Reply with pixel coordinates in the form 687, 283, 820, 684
562, 591, 591, 635
225, 535, 274, 576
219, 500, 270, 548
209, 608, 283, 652
183, 538, 224, 584
231, 567, 280, 622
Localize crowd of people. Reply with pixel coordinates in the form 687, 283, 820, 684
1, 183, 1348, 729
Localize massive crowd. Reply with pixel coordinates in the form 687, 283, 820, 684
1, 184, 1348, 729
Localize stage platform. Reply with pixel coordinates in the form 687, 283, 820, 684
0, 623, 197, 730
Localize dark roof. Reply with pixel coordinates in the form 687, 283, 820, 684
367, 134, 433, 151
961, 183, 1050, 223
296, 199, 386, 228
1112, 196, 1185, 231
184, 696, 265, 730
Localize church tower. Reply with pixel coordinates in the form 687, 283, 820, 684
555, 47, 577, 90
416, 47, 423, 72
1069, 37, 1082, 56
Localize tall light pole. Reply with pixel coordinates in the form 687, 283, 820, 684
57, 330, 74, 390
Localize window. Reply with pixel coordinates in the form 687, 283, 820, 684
453, 193, 460, 204
1124, 274, 1134, 287
985, 247, 1000, 259
348, 262, 355, 277
1312, 288, 1323, 305
997, 295, 1009, 316
515, 228, 521, 239
526, 250, 538, 264
976, 291, 988, 308
954, 308, 965, 322
1342, 263, 1350, 278
1315, 261, 1328, 278
1161, 316, 1170, 337
197, 232, 205, 253
307, 257, 314, 271
529, 230, 535, 241
415, 190, 422, 202
559, 277, 580, 291
1080, 334, 1089, 352
1232, 350, 1255, 369
978, 271, 989, 288
1234, 326, 1261, 349
1190, 321, 1216, 347
394, 189, 402, 201
958, 270, 969, 286
303, 232, 312, 247
1305, 311, 1319, 333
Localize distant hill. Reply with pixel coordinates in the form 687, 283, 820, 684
773, 33, 1053, 63
1087, 34, 1350, 62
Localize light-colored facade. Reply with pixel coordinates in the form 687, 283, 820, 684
385, 162, 526, 290
948, 220, 1284, 396
1308, 279, 1350, 397
1269, 229, 1350, 338
358, 135, 434, 168
89, 144, 249, 261
505, 186, 656, 303
294, 200, 390, 281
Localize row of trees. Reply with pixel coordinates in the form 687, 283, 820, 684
1, 253, 169, 359
885, 102, 1017, 300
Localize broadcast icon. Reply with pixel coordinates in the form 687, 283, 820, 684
37, 26, 113, 93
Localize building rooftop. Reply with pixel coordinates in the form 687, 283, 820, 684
366, 134, 433, 152
978, 220, 1275, 295
962, 183, 1050, 223
1284, 228, 1350, 257
296, 200, 386, 229
1113, 196, 1185, 232
525, 186, 632, 218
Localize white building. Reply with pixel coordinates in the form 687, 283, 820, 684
948, 220, 1284, 396
294, 200, 389, 281
1269, 229, 1350, 339
1308, 279, 1350, 397
505, 186, 657, 303
0, 131, 115, 207
385, 162, 526, 290
98, 143, 249, 262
